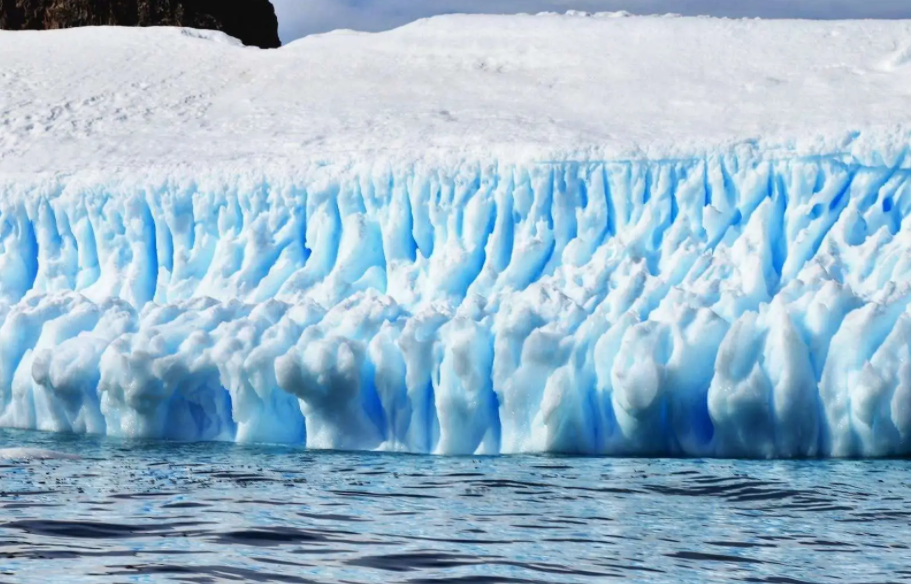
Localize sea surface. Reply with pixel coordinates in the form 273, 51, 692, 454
0, 429, 909, 584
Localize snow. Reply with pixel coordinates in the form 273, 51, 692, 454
1, 14, 911, 456
3, 14, 911, 174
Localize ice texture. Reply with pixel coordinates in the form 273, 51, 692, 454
2, 155, 911, 457
2, 15, 911, 456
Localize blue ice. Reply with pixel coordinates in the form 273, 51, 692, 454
1, 153, 911, 457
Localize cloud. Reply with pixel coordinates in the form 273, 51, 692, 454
272, 0, 911, 43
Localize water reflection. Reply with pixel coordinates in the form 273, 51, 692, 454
0, 429, 909, 583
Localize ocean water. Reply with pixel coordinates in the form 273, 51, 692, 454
0, 429, 909, 584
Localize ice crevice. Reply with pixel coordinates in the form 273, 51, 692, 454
2, 153, 911, 457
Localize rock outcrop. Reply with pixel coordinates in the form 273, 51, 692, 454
0, 0, 281, 48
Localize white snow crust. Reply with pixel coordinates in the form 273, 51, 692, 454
3, 14, 911, 173
2, 14, 911, 456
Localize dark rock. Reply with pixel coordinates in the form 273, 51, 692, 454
0, 0, 281, 48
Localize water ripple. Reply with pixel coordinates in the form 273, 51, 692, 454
0, 430, 909, 583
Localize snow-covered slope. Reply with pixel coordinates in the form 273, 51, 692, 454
3, 14, 911, 172
2, 14, 911, 456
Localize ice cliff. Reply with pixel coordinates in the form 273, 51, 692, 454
2, 14, 911, 456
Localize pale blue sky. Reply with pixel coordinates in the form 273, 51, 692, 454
272, 0, 911, 42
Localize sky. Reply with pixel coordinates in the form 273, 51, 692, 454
271, 0, 911, 43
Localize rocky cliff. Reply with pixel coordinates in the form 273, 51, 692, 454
0, 0, 280, 48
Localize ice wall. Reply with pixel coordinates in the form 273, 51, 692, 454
2, 153, 911, 457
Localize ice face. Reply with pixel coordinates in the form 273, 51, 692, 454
2, 155, 911, 457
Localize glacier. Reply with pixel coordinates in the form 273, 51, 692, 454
4, 156, 911, 457
3, 14, 911, 456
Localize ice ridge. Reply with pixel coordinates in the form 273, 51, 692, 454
2, 153, 911, 457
